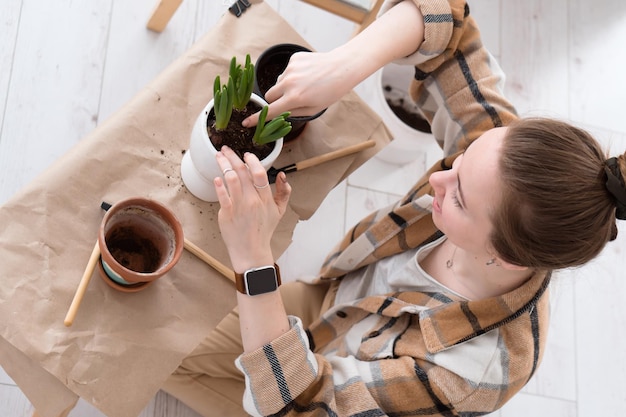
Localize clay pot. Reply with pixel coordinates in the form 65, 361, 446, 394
181, 93, 283, 202
254, 43, 327, 141
97, 198, 184, 293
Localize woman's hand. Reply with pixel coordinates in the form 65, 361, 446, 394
215, 146, 291, 351
214, 146, 291, 272
242, 1, 424, 128
243, 50, 355, 127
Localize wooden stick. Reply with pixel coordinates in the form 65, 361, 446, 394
146, 0, 183, 32
184, 238, 235, 283
299, 0, 368, 24
64, 241, 101, 327
296, 139, 376, 170
64, 236, 234, 326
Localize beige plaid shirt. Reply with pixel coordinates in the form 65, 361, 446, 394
236, 0, 550, 415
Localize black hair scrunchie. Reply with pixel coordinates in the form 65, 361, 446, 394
604, 157, 626, 220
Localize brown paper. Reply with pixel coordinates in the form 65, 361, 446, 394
0, 2, 391, 416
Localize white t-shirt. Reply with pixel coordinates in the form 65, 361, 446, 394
333, 235, 467, 356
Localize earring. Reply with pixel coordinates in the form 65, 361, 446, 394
486, 258, 496, 266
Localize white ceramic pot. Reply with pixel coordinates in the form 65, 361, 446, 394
367, 64, 432, 165
181, 93, 284, 202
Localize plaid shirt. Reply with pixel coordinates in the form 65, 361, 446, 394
236, 0, 550, 415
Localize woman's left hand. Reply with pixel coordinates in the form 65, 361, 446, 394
214, 146, 291, 272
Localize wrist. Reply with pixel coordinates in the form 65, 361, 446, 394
330, 45, 377, 86
230, 254, 275, 275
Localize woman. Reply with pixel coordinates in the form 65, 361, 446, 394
163, 0, 626, 415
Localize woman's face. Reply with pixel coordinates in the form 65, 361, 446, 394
429, 127, 506, 253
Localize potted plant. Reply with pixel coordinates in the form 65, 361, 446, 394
97, 198, 184, 293
254, 43, 327, 141
181, 54, 292, 202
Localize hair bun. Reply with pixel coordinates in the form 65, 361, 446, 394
604, 157, 626, 220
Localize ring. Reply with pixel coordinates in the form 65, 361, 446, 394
253, 182, 270, 189
222, 168, 234, 176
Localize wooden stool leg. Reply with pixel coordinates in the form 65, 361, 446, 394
147, 0, 184, 32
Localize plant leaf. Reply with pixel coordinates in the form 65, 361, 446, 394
252, 106, 269, 143
213, 75, 221, 97
253, 107, 292, 145
256, 125, 292, 145
232, 54, 254, 110
214, 77, 233, 130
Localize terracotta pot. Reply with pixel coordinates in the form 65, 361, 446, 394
181, 93, 283, 202
97, 198, 184, 292
254, 43, 327, 141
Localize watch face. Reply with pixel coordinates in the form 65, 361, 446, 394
245, 266, 278, 295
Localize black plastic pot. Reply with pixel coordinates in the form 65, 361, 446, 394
254, 43, 327, 141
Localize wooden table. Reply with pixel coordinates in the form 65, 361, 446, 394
0, 2, 391, 416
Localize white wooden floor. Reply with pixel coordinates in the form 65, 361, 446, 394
1, 0, 626, 416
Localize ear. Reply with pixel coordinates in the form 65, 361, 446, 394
497, 257, 529, 271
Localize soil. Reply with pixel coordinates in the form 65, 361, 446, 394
385, 98, 432, 134
106, 225, 162, 273
207, 101, 275, 160
256, 62, 283, 96
382, 83, 432, 134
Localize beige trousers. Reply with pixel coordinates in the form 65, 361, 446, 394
162, 280, 337, 417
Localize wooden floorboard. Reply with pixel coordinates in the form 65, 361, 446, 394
2, 0, 626, 416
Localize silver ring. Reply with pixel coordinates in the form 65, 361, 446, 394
253, 182, 270, 189
222, 168, 234, 176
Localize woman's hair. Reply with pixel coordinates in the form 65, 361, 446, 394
490, 117, 626, 270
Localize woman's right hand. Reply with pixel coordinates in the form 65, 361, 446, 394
243, 50, 356, 127
242, 1, 424, 129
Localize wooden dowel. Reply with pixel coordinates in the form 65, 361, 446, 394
64, 241, 101, 327
183, 238, 235, 283
146, 0, 183, 32
64, 237, 234, 326
296, 139, 376, 170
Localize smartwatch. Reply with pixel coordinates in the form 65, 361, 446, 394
235, 264, 281, 296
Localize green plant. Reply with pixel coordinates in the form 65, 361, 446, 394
230, 54, 254, 111
212, 54, 292, 144
213, 75, 233, 130
253, 106, 292, 145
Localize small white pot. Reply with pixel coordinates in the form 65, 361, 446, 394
181, 93, 284, 202
367, 64, 432, 165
